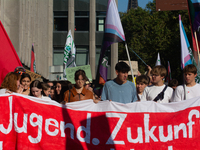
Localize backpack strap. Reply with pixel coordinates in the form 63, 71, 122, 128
153, 85, 168, 102
183, 84, 186, 100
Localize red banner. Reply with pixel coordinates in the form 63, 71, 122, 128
1, 94, 200, 149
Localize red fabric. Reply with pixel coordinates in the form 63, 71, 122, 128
1, 94, 200, 149
0, 21, 22, 85
30, 45, 35, 72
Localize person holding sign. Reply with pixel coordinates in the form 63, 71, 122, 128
101, 62, 138, 104
63, 69, 95, 103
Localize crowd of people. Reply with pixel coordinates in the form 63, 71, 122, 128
0, 66, 100, 104
0, 62, 199, 104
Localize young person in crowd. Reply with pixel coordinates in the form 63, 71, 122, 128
53, 81, 71, 102
41, 82, 51, 98
47, 81, 54, 88
63, 69, 95, 103
173, 64, 200, 102
136, 75, 150, 100
0, 72, 21, 94
20, 73, 31, 95
85, 78, 101, 100
50, 86, 55, 99
168, 79, 179, 91
30, 80, 50, 100
59, 81, 72, 103
141, 65, 173, 103
101, 61, 138, 104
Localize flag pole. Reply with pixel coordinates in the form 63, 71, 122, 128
194, 31, 200, 65
125, 43, 135, 84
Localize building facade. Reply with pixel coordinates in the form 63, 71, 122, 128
51, 0, 118, 81
127, 0, 138, 10
0, 0, 53, 78
0, 0, 118, 81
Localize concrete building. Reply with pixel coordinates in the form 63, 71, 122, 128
0, 0, 53, 78
0, 0, 118, 81
127, 0, 138, 10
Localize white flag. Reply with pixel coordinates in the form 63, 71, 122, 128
155, 52, 161, 66
63, 30, 76, 79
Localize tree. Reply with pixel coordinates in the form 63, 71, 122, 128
119, 0, 191, 84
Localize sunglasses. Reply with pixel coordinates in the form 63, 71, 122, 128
16, 71, 25, 75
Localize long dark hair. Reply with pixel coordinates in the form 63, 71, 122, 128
53, 81, 72, 103
20, 73, 31, 83
30, 80, 42, 96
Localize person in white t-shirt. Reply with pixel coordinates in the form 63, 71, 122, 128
141, 65, 173, 103
173, 64, 200, 102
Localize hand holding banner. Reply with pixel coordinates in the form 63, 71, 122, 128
1, 94, 200, 149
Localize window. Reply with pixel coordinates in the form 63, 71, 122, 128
75, 11, 89, 31
54, 11, 68, 31
53, 47, 64, 65
96, 11, 106, 31
53, 46, 89, 66
76, 46, 89, 66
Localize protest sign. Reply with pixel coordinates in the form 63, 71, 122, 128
65, 65, 92, 84
0, 93, 200, 149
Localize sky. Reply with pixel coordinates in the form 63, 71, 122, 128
118, 0, 153, 12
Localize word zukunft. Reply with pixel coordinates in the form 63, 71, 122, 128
0, 96, 199, 145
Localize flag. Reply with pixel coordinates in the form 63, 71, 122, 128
187, 0, 200, 64
166, 61, 172, 83
30, 44, 36, 73
155, 53, 161, 66
0, 21, 22, 85
179, 15, 193, 68
179, 15, 200, 83
97, 0, 125, 85
63, 30, 76, 79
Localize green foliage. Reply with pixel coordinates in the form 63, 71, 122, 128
119, 0, 191, 84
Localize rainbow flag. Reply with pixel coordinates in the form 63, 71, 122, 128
179, 15, 200, 83
98, 0, 125, 85
179, 15, 193, 68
